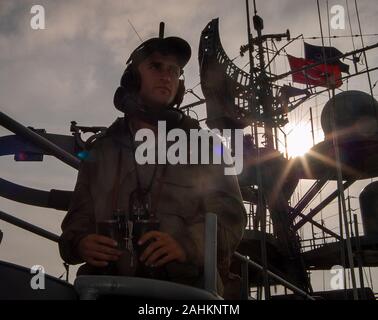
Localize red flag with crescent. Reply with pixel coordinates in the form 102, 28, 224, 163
287, 55, 342, 88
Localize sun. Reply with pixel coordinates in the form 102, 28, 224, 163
286, 122, 314, 158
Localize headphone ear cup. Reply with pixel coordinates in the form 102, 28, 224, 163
121, 65, 141, 94
114, 65, 141, 113
113, 86, 127, 112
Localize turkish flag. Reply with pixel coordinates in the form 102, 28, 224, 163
287, 55, 342, 88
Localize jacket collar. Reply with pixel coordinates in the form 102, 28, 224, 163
106, 117, 133, 149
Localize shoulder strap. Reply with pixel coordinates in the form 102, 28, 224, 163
111, 148, 123, 213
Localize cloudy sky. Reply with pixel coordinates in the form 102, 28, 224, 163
1, 0, 378, 295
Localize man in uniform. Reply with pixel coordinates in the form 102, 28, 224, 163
59, 32, 246, 297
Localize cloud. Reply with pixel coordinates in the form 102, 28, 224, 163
1, 0, 377, 289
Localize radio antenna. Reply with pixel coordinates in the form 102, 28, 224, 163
159, 22, 165, 38
128, 19, 144, 43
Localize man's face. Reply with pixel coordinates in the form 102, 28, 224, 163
137, 51, 181, 109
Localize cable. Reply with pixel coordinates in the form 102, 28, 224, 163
346, 0, 357, 51
354, 0, 375, 98
189, 81, 201, 91
127, 19, 144, 43
302, 34, 378, 40
326, 0, 332, 47
316, 0, 331, 98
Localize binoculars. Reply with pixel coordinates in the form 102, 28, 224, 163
96, 210, 160, 277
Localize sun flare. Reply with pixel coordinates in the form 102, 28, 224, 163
286, 123, 314, 158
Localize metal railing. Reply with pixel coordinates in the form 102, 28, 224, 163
0, 207, 315, 300
233, 252, 315, 300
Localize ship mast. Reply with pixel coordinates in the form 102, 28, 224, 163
244, 0, 312, 294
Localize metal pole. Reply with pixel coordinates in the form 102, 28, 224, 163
311, 218, 316, 250
0, 210, 59, 243
290, 178, 328, 221
245, 0, 259, 157
0, 111, 80, 169
348, 196, 354, 237
353, 214, 366, 299
245, 0, 255, 76
259, 200, 271, 300
284, 131, 288, 159
274, 126, 279, 151
252, 117, 270, 299
296, 212, 341, 240
234, 252, 315, 300
294, 180, 355, 231
241, 260, 250, 299
337, 193, 348, 300
310, 107, 315, 146
329, 88, 358, 300
249, 0, 272, 298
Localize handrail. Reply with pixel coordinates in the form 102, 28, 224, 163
0, 205, 314, 300
233, 252, 315, 300
0, 209, 59, 243
0, 111, 80, 169
0, 178, 72, 211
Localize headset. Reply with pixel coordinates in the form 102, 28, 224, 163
113, 39, 188, 122
114, 62, 186, 112
113, 35, 196, 130
113, 65, 187, 130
